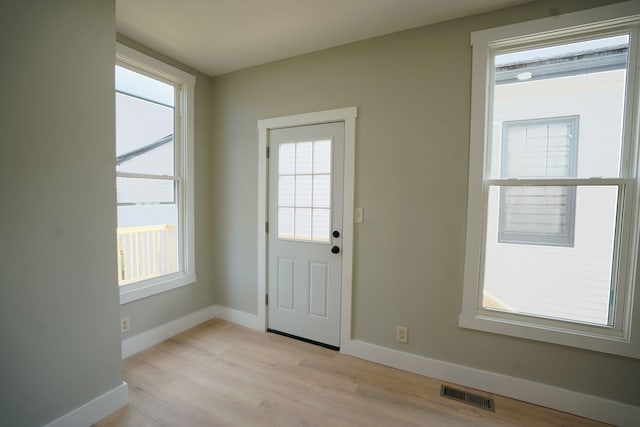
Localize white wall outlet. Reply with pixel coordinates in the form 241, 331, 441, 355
120, 316, 130, 334
396, 326, 408, 343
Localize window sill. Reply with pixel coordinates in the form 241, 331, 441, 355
119, 272, 196, 305
459, 311, 639, 359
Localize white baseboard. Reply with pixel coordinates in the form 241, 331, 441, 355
213, 305, 262, 330
122, 305, 216, 358
342, 339, 640, 427
44, 381, 128, 427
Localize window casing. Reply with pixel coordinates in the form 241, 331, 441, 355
461, 2, 640, 358
116, 43, 196, 304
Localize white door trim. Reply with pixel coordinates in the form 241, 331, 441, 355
257, 106, 357, 349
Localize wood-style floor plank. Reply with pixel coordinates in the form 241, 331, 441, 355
94, 319, 609, 427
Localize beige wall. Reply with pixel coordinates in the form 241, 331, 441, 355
0, 1, 123, 426
210, 0, 640, 405
116, 35, 215, 337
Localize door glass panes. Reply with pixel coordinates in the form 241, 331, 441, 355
295, 208, 312, 240
278, 208, 295, 239
313, 140, 331, 173
482, 34, 629, 325
278, 176, 295, 206
278, 140, 332, 242
296, 175, 312, 207
296, 142, 313, 174
279, 143, 296, 174
313, 175, 331, 208
312, 209, 331, 241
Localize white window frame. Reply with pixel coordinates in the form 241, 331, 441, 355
460, 1, 640, 358
116, 43, 196, 304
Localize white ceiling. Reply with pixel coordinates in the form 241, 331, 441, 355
116, 0, 532, 77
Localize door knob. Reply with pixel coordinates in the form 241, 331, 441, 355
332, 230, 340, 238
331, 246, 340, 254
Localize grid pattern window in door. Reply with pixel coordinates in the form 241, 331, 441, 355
499, 116, 579, 246
278, 140, 332, 242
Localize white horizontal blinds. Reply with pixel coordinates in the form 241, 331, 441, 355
502, 120, 575, 178
500, 118, 577, 241
502, 187, 569, 234
278, 140, 332, 242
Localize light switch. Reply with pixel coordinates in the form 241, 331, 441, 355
354, 207, 364, 224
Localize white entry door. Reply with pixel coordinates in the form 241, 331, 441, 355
268, 122, 344, 348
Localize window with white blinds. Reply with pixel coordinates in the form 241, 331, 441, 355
498, 117, 578, 246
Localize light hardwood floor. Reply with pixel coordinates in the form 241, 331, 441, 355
95, 319, 609, 427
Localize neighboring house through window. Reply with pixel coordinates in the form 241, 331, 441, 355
115, 43, 196, 304
499, 116, 579, 247
460, 3, 640, 358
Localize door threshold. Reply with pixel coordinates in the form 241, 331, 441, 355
267, 328, 339, 351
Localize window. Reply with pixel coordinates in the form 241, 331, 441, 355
277, 140, 332, 243
498, 116, 578, 246
115, 43, 195, 304
461, 3, 640, 358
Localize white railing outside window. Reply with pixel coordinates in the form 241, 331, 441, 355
116, 224, 176, 286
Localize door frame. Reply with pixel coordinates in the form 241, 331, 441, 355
257, 107, 357, 350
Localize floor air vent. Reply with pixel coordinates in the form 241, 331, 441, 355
440, 385, 495, 412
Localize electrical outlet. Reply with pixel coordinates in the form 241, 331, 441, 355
396, 326, 408, 343
121, 316, 130, 334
